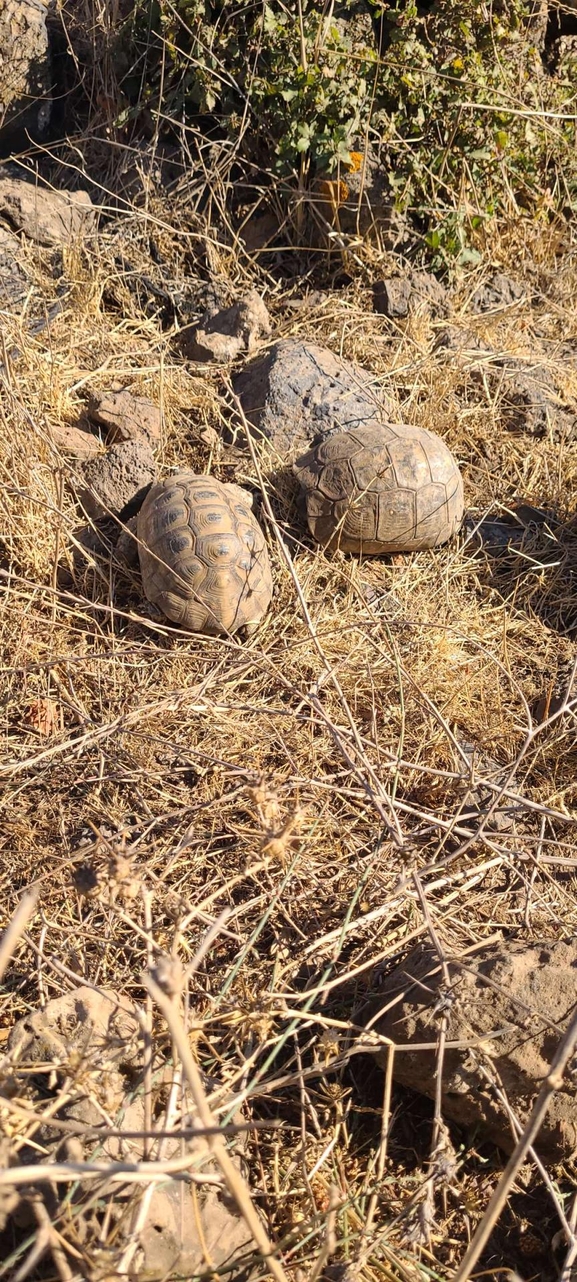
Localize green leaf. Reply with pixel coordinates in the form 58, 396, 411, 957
263, 4, 278, 35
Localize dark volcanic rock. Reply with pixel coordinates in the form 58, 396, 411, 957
234, 338, 394, 459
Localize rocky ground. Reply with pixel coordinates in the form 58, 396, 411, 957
0, 22, 576, 1279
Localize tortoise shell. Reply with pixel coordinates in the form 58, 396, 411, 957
293, 422, 464, 554
137, 472, 272, 635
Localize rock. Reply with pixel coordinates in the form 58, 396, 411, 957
315, 144, 396, 238
465, 504, 559, 557
5, 984, 255, 1279
233, 339, 394, 459
115, 514, 140, 569
374, 271, 448, 319
8, 987, 140, 1099
373, 277, 412, 320
138, 1181, 252, 1281
490, 358, 574, 438
0, 0, 52, 145
180, 289, 271, 363
78, 440, 156, 520
367, 938, 577, 1161
0, 174, 95, 247
0, 226, 28, 308
87, 387, 162, 447
472, 273, 526, 313
49, 421, 103, 460
433, 326, 487, 358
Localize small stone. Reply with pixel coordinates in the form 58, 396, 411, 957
366, 938, 577, 1160
374, 271, 448, 319
0, 174, 95, 247
180, 289, 271, 363
138, 1181, 252, 1281
87, 387, 162, 447
472, 273, 526, 313
233, 338, 394, 459
0, 226, 28, 308
49, 421, 103, 460
8, 987, 140, 1075
373, 277, 412, 319
115, 514, 139, 569
78, 439, 156, 520
490, 358, 573, 438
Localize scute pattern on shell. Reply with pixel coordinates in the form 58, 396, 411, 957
137, 472, 272, 635
294, 422, 464, 554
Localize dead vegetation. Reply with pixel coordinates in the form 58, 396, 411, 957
0, 157, 576, 1282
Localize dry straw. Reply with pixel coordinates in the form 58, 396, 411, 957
0, 127, 576, 1281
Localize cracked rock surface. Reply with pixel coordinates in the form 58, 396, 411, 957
367, 938, 577, 1161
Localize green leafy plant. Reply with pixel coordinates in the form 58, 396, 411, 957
126, 0, 577, 257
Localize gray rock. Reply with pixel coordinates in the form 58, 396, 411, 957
78, 440, 156, 520
472, 273, 525, 313
433, 326, 487, 358
367, 938, 577, 1160
0, 0, 52, 144
180, 289, 271, 363
138, 1181, 253, 1281
0, 226, 28, 308
115, 514, 140, 570
490, 357, 574, 438
373, 277, 412, 319
374, 271, 448, 319
87, 387, 162, 447
8, 987, 141, 1118
233, 339, 394, 459
0, 174, 95, 247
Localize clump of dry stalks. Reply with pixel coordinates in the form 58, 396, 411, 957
0, 135, 576, 1282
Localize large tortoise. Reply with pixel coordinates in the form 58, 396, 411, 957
293, 421, 464, 554
138, 472, 272, 636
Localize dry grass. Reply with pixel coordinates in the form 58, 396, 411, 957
0, 163, 576, 1282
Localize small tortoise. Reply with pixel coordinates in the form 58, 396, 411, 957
137, 472, 272, 635
294, 421, 464, 554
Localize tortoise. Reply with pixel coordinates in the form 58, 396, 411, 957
293, 421, 464, 554
137, 471, 273, 636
